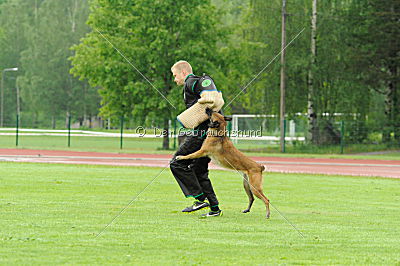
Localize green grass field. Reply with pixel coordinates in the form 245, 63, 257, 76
1, 162, 399, 264
1, 135, 400, 160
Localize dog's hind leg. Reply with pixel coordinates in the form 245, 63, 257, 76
249, 171, 270, 219
242, 173, 254, 213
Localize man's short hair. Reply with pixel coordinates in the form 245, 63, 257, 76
171, 60, 192, 73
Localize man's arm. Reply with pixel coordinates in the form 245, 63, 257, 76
194, 76, 218, 95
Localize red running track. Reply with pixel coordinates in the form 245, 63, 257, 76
0, 148, 399, 178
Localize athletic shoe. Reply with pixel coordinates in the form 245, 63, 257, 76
182, 201, 210, 212
199, 210, 223, 218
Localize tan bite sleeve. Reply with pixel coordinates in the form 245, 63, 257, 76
177, 91, 224, 129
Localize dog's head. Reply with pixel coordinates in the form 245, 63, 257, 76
205, 108, 232, 129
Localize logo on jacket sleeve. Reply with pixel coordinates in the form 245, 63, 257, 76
201, 79, 212, 87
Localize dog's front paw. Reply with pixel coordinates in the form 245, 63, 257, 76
175, 156, 184, 160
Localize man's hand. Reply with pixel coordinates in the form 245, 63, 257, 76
175, 155, 184, 160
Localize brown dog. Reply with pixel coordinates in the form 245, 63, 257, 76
176, 109, 270, 218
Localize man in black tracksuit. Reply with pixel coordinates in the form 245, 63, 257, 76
170, 60, 222, 218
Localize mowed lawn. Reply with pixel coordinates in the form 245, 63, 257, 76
1, 163, 399, 264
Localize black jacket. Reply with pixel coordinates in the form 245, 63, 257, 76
182, 73, 219, 137
183, 74, 218, 109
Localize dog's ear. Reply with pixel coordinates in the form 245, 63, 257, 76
205, 108, 213, 117
224, 116, 232, 121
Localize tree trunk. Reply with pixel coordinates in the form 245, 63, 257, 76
83, 83, 87, 127
33, 111, 38, 128
162, 118, 169, 150
65, 112, 70, 128
52, 115, 56, 129
68, 0, 78, 33
391, 63, 399, 144
385, 58, 399, 144
383, 85, 393, 143
307, 0, 318, 144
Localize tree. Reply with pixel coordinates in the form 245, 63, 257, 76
230, 0, 382, 146
18, 0, 95, 128
0, 0, 32, 126
348, 0, 399, 144
307, 0, 317, 143
70, 0, 226, 149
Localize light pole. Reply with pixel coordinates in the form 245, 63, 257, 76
16, 82, 20, 117
280, 0, 287, 152
1, 67, 18, 127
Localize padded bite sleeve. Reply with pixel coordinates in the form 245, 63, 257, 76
177, 91, 224, 129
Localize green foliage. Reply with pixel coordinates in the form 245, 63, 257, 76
345, 0, 400, 143
0, 0, 99, 128
18, 0, 97, 126
223, 0, 399, 145
70, 0, 226, 128
0, 0, 30, 125
0, 0, 398, 148
222, 0, 311, 115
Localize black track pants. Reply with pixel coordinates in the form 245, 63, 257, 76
170, 136, 219, 207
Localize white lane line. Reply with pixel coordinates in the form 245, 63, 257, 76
0, 155, 399, 168
1, 157, 399, 178
0, 155, 171, 161
255, 161, 400, 168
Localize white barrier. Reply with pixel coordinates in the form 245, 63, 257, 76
0, 127, 305, 141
